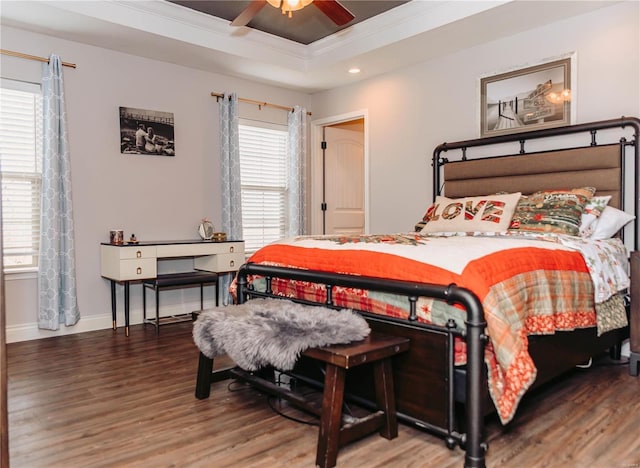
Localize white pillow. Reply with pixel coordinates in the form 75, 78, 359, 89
421, 192, 521, 233
579, 195, 611, 237
589, 206, 635, 240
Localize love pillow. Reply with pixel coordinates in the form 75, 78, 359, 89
420, 192, 521, 233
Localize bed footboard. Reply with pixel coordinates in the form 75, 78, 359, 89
236, 263, 488, 468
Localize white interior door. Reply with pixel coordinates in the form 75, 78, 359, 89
323, 125, 365, 235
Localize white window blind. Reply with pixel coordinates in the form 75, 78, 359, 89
239, 121, 288, 254
0, 80, 43, 271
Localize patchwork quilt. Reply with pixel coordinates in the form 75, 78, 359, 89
238, 232, 629, 423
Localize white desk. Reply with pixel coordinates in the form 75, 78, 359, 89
100, 239, 244, 335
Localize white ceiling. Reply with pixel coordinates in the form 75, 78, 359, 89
0, 0, 616, 94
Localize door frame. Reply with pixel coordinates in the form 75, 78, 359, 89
310, 109, 369, 235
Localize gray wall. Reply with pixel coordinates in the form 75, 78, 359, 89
309, 1, 640, 234
1, 26, 310, 341
2, 0, 639, 341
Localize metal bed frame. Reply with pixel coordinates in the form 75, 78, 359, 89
196, 117, 640, 468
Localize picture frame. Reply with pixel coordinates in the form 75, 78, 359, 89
480, 57, 573, 137
119, 106, 175, 156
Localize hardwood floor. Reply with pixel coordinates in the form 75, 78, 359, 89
6, 322, 640, 467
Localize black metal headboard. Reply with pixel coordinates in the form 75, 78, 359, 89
432, 117, 640, 250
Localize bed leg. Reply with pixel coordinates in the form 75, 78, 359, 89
195, 352, 214, 399
460, 288, 487, 468
629, 252, 640, 376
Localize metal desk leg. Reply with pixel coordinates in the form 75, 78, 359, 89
110, 280, 117, 330
124, 281, 130, 337
155, 284, 160, 336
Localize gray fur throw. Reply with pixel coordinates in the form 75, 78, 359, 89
192, 298, 370, 371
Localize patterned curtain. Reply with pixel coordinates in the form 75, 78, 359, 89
287, 106, 307, 236
38, 54, 80, 330
218, 93, 242, 305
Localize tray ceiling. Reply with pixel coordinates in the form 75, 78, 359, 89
168, 1, 410, 45
0, 1, 617, 93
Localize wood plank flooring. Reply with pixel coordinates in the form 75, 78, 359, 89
6, 322, 640, 467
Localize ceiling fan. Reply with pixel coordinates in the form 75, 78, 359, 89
231, 0, 355, 27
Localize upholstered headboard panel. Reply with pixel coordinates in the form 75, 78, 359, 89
443, 144, 622, 208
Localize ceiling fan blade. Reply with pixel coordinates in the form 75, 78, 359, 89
231, 0, 267, 27
313, 0, 355, 26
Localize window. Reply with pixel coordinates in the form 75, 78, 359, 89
0, 79, 43, 271
239, 121, 288, 254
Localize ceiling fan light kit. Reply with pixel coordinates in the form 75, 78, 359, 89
232, 0, 355, 27
267, 0, 313, 18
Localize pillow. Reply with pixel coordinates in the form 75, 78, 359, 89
589, 206, 635, 240
579, 195, 611, 237
414, 215, 428, 232
509, 187, 595, 236
419, 192, 521, 233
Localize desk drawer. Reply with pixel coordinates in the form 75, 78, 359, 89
156, 242, 241, 258
100, 244, 157, 260
101, 245, 158, 281
118, 246, 157, 259
117, 259, 157, 280
194, 252, 245, 273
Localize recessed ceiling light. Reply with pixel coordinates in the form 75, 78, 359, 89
348, 67, 361, 74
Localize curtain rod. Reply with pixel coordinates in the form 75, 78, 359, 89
211, 92, 311, 115
1, 49, 77, 69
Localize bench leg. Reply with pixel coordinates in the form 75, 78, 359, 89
631, 352, 640, 376
374, 358, 398, 439
195, 352, 214, 399
316, 363, 346, 468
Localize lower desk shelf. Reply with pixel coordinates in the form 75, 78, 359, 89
143, 271, 219, 334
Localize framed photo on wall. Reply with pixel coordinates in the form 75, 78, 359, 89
480, 56, 573, 137
119, 106, 175, 156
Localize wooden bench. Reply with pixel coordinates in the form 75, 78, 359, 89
143, 271, 219, 334
216, 332, 410, 468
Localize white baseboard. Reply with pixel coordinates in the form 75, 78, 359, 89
6, 314, 113, 343
6, 301, 205, 343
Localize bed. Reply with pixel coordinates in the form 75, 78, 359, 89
195, 117, 640, 468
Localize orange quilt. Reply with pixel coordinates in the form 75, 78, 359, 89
242, 233, 596, 423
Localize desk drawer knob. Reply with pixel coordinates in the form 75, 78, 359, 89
229, 246, 235, 253
137, 267, 142, 275
136, 250, 142, 258
229, 260, 235, 267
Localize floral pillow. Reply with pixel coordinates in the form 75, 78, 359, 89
418, 192, 521, 233
509, 187, 595, 236
579, 195, 611, 237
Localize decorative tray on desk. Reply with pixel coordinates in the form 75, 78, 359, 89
211, 232, 227, 242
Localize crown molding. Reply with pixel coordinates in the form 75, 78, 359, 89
1, 0, 619, 93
